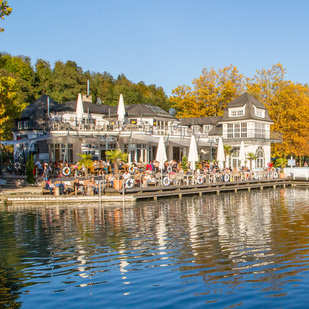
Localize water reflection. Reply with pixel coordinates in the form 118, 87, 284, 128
2, 188, 309, 307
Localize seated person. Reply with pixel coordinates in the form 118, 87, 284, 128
73, 178, 84, 194
55, 181, 65, 195
122, 170, 131, 180
44, 180, 54, 195
89, 177, 98, 195
143, 172, 155, 184
107, 173, 115, 187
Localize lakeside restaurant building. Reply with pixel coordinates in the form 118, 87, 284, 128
10, 92, 282, 170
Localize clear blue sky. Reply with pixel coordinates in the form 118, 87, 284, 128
1, 0, 308, 96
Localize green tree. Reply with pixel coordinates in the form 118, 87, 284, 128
106, 148, 128, 175
0, 53, 35, 104
51, 60, 85, 102
34, 59, 52, 97
26, 154, 35, 184
0, 0, 12, 32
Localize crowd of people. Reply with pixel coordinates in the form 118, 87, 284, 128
38, 158, 278, 194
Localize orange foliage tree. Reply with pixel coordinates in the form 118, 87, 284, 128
170, 64, 245, 118
246, 63, 309, 158
171, 63, 309, 160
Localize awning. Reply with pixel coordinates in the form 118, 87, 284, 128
131, 134, 159, 144
168, 137, 190, 147
0, 135, 53, 146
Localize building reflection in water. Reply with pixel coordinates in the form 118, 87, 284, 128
4, 187, 309, 305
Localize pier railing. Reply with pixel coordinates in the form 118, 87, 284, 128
96, 170, 282, 192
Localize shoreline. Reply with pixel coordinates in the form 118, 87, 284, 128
1, 178, 294, 206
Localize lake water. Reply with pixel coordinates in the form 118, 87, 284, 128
2, 188, 309, 308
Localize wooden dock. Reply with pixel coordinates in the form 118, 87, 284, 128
4, 178, 293, 205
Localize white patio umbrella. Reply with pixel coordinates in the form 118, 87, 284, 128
117, 93, 125, 122
216, 137, 225, 170
155, 136, 167, 184
239, 141, 246, 167
76, 93, 84, 119
188, 135, 199, 171
155, 136, 167, 171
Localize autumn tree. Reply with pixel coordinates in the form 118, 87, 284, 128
246, 63, 309, 158
0, 76, 22, 140
0, 0, 12, 32
170, 65, 245, 118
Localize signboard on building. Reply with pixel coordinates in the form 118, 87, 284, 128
288, 159, 296, 167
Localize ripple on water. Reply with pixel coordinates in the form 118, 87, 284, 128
3, 188, 309, 307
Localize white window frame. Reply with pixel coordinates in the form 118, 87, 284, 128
24, 121, 29, 129
18, 121, 23, 129
226, 123, 247, 138
255, 107, 265, 118
229, 107, 245, 117
203, 125, 211, 132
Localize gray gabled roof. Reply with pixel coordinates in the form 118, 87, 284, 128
20, 94, 58, 119
54, 100, 116, 115
219, 92, 273, 123
111, 104, 176, 119
181, 116, 222, 126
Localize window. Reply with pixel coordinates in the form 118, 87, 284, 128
255, 108, 265, 118
18, 121, 23, 129
229, 108, 244, 117
24, 121, 29, 129
203, 125, 211, 132
227, 124, 233, 138
226, 123, 247, 138
256, 147, 264, 168
50, 143, 73, 163
241, 123, 247, 137
256, 123, 265, 138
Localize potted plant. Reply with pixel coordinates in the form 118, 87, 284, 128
77, 153, 94, 178
246, 152, 257, 171
275, 157, 288, 178
106, 148, 128, 190
181, 156, 188, 173
224, 145, 233, 168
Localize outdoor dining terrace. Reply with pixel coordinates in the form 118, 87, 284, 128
42, 168, 283, 196
49, 120, 208, 138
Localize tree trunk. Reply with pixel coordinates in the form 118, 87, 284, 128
114, 158, 119, 175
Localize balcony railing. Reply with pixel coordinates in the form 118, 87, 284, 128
49, 120, 282, 142
49, 121, 209, 137
223, 129, 283, 142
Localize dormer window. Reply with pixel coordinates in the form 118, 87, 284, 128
203, 125, 211, 132
255, 107, 265, 118
24, 121, 29, 129
18, 121, 23, 129
229, 107, 244, 117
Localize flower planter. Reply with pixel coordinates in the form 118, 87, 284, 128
114, 179, 123, 190
279, 172, 286, 179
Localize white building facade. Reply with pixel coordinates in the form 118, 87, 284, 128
11, 92, 282, 170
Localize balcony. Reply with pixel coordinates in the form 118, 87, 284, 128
49, 120, 209, 138
223, 129, 283, 142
